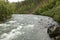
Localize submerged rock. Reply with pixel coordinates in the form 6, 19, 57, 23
47, 25, 56, 38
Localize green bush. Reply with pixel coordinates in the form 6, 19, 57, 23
35, 0, 60, 23
53, 15, 60, 23
53, 5, 60, 23
35, 0, 56, 14
0, 1, 12, 23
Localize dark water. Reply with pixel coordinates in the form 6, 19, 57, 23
0, 14, 58, 40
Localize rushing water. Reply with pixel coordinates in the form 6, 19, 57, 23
0, 14, 58, 40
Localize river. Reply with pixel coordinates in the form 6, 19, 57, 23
0, 14, 58, 40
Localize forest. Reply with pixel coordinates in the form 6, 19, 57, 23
0, 0, 60, 23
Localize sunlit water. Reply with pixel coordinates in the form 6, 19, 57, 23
0, 14, 58, 40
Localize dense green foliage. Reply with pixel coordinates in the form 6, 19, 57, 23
35, 0, 60, 23
0, 0, 15, 22
0, 0, 60, 23
15, 0, 41, 14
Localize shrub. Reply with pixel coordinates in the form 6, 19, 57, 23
0, 1, 12, 23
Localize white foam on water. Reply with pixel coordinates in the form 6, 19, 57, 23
27, 25, 34, 28
0, 24, 10, 27
17, 26, 22, 31
8, 20, 16, 23
1, 33, 8, 39
10, 29, 17, 33
0, 25, 24, 40
1, 31, 22, 40
34, 17, 38, 20
0, 24, 5, 26
24, 25, 34, 30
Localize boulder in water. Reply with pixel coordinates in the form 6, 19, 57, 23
54, 36, 60, 40
47, 25, 60, 38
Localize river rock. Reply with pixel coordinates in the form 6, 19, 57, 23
54, 36, 60, 40
47, 25, 60, 39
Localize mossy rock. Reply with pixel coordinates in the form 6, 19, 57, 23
47, 25, 60, 38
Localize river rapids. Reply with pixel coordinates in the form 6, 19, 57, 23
0, 14, 58, 40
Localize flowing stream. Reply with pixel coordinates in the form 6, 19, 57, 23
0, 14, 58, 40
